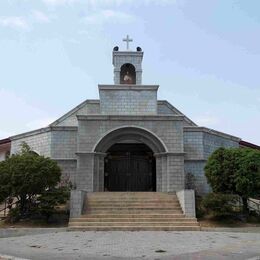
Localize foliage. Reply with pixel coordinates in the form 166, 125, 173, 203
36, 186, 70, 222
195, 195, 206, 218
205, 147, 260, 213
201, 193, 237, 217
0, 142, 70, 222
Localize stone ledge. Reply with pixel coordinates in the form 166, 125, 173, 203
184, 127, 241, 142
99, 84, 159, 90
50, 126, 78, 131
77, 115, 184, 121
10, 127, 51, 140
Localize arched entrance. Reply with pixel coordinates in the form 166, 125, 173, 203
104, 143, 156, 191
93, 126, 167, 192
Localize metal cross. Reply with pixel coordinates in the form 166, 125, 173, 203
123, 35, 133, 50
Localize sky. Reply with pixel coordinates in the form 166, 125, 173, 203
0, 0, 260, 144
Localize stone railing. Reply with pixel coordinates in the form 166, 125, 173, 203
70, 190, 86, 218
176, 189, 196, 218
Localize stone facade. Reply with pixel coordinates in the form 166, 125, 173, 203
11, 129, 51, 157
8, 45, 243, 217
99, 85, 158, 115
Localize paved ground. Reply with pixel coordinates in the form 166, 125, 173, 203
0, 231, 260, 260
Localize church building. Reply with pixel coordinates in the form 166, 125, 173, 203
1, 36, 259, 225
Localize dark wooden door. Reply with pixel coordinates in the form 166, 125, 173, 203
105, 153, 154, 191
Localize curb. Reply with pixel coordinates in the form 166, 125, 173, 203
0, 228, 67, 238
0, 254, 30, 260
201, 227, 260, 233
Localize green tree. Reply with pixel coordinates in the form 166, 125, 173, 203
0, 142, 69, 221
205, 147, 260, 214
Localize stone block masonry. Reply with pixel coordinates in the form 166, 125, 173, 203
11, 129, 51, 157
99, 85, 158, 115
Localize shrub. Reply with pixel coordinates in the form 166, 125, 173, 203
0, 142, 70, 222
201, 193, 238, 217
205, 147, 260, 214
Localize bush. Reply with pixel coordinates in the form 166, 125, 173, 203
0, 142, 70, 222
35, 186, 70, 222
195, 195, 206, 218
205, 147, 260, 214
201, 193, 238, 217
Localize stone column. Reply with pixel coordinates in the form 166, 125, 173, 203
76, 152, 95, 191
155, 155, 162, 192
93, 153, 107, 192
166, 153, 185, 192
155, 153, 168, 192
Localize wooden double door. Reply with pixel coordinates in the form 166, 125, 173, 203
104, 144, 156, 192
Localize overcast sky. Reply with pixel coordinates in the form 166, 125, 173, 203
0, 0, 260, 144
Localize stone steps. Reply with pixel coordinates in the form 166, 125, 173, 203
69, 221, 199, 227
86, 202, 180, 206
79, 213, 186, 218
68, 192, 200, 231
70, 217, 197, 222
86, 208, 182, 215
68, 226, 201, 231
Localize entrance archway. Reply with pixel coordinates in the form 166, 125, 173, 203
93, 126, 167, 192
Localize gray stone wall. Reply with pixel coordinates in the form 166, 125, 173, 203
77, 116, 184, 153
184, 131, 204, 160
184, 127, 240, 195
99, 85, 158, 115
55, 159, 77, 186
157, 102, 177, 115
51, 128, 77, 159
203, 132, 239, 159
184, 161, 210, 194
56, 101, 100, 127
11, 130, 51, 157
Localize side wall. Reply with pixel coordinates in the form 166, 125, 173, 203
11, 128, 78, 186
184, 128, 240, 195
11, 131, 51, 157
51, 128, 78, 186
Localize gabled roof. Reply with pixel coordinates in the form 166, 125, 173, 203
49, 99, 99, 126
49, 98, 197, 127
158, 100, 197, 126
0, 138, 11, 145
240, 140, 260, 150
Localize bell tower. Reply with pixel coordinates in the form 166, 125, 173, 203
99, 36, 158, 115
112, 35, 143, 85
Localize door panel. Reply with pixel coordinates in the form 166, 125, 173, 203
105, 153, 154, 191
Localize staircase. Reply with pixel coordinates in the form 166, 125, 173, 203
69, 192, 200, 231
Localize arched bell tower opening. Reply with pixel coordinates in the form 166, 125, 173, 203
120, 63, 136, 84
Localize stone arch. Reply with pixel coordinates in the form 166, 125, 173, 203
120, 63, 136, 84
93, 126, 167, 192
93, 126, 167, 154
